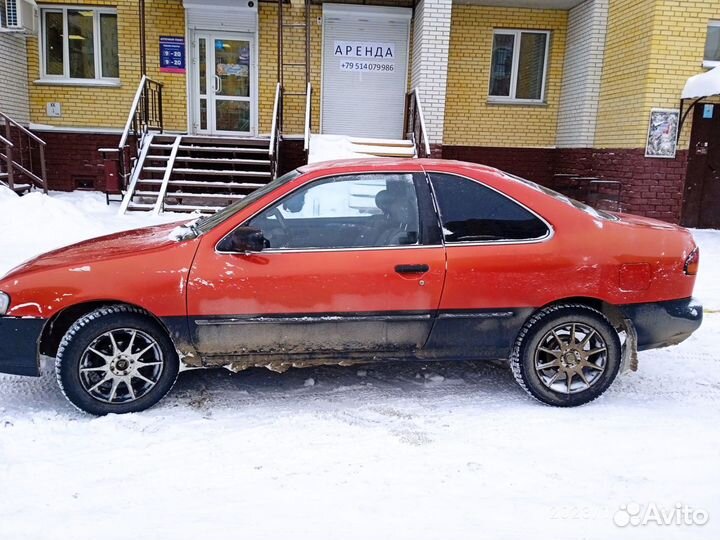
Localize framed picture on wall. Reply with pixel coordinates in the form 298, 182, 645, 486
645, 108, 680, 158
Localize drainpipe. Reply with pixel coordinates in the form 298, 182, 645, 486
139, 0, 147, 76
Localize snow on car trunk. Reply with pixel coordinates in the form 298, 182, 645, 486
0, 189, 718, 539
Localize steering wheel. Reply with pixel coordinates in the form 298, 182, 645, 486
268, 207, 287, 232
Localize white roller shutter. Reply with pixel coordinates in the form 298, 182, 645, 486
184, 1, 257, 32
321, 4, 411, 138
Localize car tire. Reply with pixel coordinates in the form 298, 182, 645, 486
510, 304, 621, 407
55, 305, 179, 415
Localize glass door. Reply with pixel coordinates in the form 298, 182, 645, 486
193, 33, 254, 136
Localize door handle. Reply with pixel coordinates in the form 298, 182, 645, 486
395, 264, 429, 274
214, 74, 221, 94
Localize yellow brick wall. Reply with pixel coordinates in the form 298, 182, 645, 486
27, 1, 413, 136
595, 0, 719, 149
443, 6, 568, 148
593, 0, 656, 149
27, 0, 187, 131
643, 0, 718, 149
258, 3, 322, 134
257, 1, 412, 135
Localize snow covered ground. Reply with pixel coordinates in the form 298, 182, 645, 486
0, 189, 718, 540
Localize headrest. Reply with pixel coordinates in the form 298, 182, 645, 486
375, 190, 393, 212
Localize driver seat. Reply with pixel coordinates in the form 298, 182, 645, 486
372, 188, 418, 246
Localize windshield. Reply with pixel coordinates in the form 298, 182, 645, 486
195, 169, 303, 233
504, 173, 618, 221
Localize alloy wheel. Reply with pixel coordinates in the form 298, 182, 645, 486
533, 322, 608, 395
78, 328, 165, 404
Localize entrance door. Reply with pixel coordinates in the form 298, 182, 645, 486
681, 103, 720, 228
193, 33, 254, 136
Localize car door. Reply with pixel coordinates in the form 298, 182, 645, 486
186, 171, 446, 361
422, 171, 554, 360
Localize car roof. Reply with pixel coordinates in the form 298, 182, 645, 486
298, 158, 504, 178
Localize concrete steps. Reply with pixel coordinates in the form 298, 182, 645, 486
120, 134, 273, 215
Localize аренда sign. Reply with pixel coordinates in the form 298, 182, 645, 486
334, 41, 396, 74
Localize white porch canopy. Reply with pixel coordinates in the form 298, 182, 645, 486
682, 66, 720, 99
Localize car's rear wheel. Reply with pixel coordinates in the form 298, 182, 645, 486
510, 304, 621, 407
55, 305, 179, 415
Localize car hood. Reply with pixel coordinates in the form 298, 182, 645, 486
3, 222, 193, 279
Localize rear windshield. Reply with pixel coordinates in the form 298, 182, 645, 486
195, 169, 302, 233
504, 173, 618, 221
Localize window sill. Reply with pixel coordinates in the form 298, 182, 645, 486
487, 98, 548, 107
34, 79, 122, 88
702, 60, 719, 69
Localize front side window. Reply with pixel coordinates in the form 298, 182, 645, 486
489, 30, 549, 102
247, 174, 420, 250
429, 173, 549, 243
705, 21, 720, 67
40, 7, 119, 81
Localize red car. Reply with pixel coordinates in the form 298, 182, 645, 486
0, 159, 702, 414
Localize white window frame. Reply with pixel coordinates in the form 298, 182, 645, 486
488, 29, 551, 104
704, 20, 720, 68
37, 5, 120, 86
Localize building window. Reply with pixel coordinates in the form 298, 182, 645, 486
489, 30, 550, 103
705, 21, 720, 68
40, 7, 119, 83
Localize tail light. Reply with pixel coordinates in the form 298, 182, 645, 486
684, 247, 699, 275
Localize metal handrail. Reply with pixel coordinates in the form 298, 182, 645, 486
303, 82, 312, 155
413, 89, 431, 157
0, 112, 46, 147
0, 110, 48, 193
269, 82, 282, 158
269, 82, 283, 179
114, 76, 164, 190
405, 89, 432, 158
0, 114, 45, 146
119, 75, 149, 150
0, 134, 14, 148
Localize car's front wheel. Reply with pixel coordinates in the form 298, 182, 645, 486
55, 305, 179, 415
510, 304, 621, 407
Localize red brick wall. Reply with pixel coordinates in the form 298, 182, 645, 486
278, 139, 307, 176
441, 146, 557, 186
35, 133, 689, 224
443, 145, 688, 224
556, 148, 688, 223
37, 131, 120, 191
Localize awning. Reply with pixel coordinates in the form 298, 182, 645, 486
682, 66, 720, 99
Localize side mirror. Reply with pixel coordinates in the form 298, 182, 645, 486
218, 227, 265, 253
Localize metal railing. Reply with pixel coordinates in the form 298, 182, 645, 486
116, 76, 164, 190
269, 82, 283, 179
404, 88, 432, 158
0, 111, 48, 193
304, 82, 313, 162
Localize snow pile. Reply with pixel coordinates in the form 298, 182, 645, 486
691, 229, 720, 311
0, 184, 19, 201
682, 65, 720, 99
0, 191, 718, 539
0, 190, 183, 276
307, 134, 371, 164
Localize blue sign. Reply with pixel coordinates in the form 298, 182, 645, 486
703, 104, 715, 119
160, 36, 185, 74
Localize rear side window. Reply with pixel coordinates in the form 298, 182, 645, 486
429, 173, 550, 243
